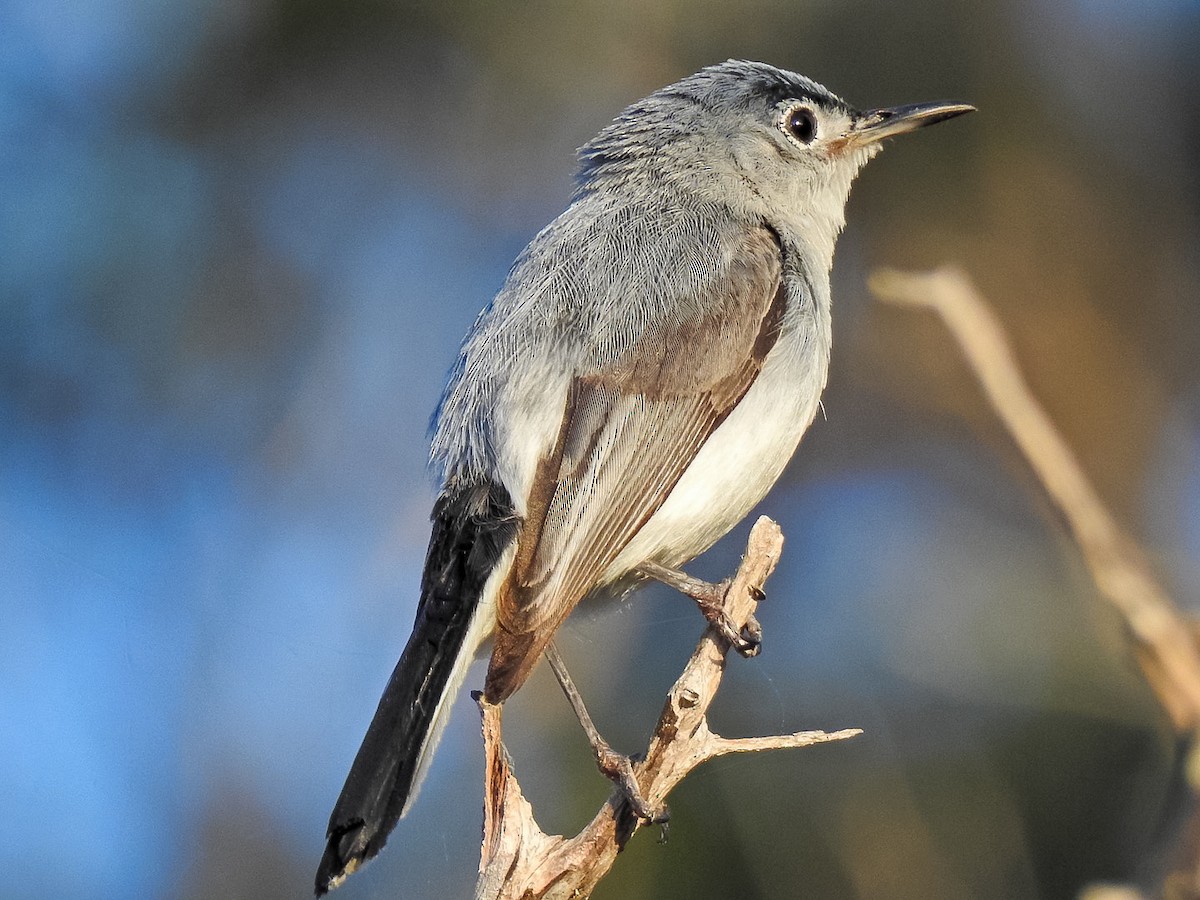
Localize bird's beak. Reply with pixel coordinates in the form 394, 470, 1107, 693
846, 101, 975, 148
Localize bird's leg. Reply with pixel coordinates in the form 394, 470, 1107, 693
638, 561, 762, 657
544, 642, 669, 826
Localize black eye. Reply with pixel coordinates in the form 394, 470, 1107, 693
783, 106, 817, 144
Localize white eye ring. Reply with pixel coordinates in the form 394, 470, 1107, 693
781, 104, 818, 145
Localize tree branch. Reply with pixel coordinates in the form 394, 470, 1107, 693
869, 265, 1200, 898
869, 265, 1200, 733
473, 516, 861, 900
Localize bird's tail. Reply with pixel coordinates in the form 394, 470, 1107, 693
316, 480, 517, 895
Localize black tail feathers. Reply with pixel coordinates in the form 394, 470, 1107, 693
315, 479, 517, 895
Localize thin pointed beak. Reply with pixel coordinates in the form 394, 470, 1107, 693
848, 101, 975, 147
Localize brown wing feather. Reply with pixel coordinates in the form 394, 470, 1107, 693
486, 225, 787, 702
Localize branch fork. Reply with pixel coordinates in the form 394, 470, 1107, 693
474, 516, 862, 900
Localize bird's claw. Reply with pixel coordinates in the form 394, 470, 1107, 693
596, 747, 669, 825
700, 602, 761, 657
737, 615, 763, 657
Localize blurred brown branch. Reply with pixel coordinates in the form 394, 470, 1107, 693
869, 265, 1200, 897
473, 516, 861, 900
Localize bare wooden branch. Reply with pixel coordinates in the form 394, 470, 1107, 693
1078, 886, 1148, 900
869, 265, 1200, 734
870, 265, 1200, 900
473, 516, 862, 900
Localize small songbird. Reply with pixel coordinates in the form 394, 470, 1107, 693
316, 59, 972, 893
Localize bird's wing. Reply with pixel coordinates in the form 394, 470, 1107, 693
486, 223, 787, 701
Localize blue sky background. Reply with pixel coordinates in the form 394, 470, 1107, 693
2, 1, 1199, 898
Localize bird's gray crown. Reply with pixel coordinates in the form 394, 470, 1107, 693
663, 59, 850, 114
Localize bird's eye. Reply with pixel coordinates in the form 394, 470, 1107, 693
783, 106, 818, 144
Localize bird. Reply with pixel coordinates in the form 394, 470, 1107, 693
316, 59, 972, 894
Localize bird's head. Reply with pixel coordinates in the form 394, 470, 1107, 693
578, 59, 973, 259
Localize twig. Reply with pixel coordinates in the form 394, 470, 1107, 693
870, 265, 1200, 899
473, 516, 861, 900
869, 266, 1200, 733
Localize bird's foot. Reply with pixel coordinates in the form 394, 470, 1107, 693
544, 643, 669, 828
694, 583, 762, 657
639, 563, 763, 657
594, 744, 669, 826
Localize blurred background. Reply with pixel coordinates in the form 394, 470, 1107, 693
2, 0, 1199, 898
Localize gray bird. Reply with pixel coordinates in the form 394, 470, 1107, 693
316, 59, 972, 894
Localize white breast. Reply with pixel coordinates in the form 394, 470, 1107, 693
604, 282, 830, 577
